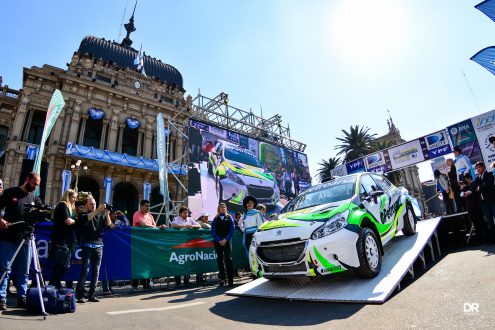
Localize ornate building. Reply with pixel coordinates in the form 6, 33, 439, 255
375, 115, 425, 211
0, 13, 190, 217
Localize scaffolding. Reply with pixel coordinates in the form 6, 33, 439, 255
152, 92, 307, 224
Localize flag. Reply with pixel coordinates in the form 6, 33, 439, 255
476, 0, 495, 23
471, 46, 495, 76
33, 90, 65, 175
134, 45, 141, 66
156, 113, 168, 201
138, 48, 146, 77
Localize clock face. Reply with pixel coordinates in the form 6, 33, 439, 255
134, 81, 141, 89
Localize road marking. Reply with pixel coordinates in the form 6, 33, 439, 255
107, 301, 206, 315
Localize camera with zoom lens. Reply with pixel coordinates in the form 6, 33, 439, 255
23, 202, 53, 225
105, 204, 114, 213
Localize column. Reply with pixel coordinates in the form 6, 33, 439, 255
68, 102, 82, 144
11, 93, 30, 141
136, 128, 143, 156
117, 124, 124, 153
77, 115, 88, 145
107, 113, 119, 152
100, 120, 109, 150
22, 110, 34, 141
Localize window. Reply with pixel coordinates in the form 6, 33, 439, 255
83, 117, 103, 148
371, 174, 392, 191
95, 74, 111, 84
360, 175, 378, 195
27, 110, 46, 144
122, 126, 138, 156
0, 125, 8, 153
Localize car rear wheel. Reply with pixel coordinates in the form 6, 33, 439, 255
355, 227, 382, 278
402, 205, 416, 236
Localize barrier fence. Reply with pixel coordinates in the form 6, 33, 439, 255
35, 223, 250, 281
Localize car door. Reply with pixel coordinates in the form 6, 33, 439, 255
359, 174, 382, 223
370, 174, 401, 226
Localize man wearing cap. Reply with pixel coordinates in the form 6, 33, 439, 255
239, 196, 264, 255
196, 212, 211, 229
453, 146, 475, 182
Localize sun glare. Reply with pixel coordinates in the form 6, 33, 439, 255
329, 0, 408, 67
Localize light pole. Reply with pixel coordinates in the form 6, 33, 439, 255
70, 159, 88, 192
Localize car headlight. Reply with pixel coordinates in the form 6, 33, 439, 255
311, 210, 349, 240
226, 168, 244, 185
251, 236, 257, 247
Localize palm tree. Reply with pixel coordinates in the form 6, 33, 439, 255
316, 157, 340, 182
335, 125, 376, 162
370, 139, 403, 186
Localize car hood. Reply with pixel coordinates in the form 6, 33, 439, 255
228, 161, 274, 182
255, 201, 351, 241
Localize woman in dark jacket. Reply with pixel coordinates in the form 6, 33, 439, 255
211, 203, 235, 287
48, 189, 78, 289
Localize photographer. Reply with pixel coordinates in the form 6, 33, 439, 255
0, 172, 41, 310
48, 189, 79, 290
75, 197, 111, 303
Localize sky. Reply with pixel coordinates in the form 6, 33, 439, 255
1, 0, 495, 182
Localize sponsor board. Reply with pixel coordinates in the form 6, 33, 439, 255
346, 158, 365, 174
364, 151, 391, 173
447, 120, 483, 164
471, 110, 495, 165
420, 130, 452, 159
331, 164, 348, 177
389, 139, 425, 170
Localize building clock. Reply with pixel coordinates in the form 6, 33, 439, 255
134, 80, 141, 89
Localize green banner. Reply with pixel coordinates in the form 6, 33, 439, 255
131, 228, 249, 279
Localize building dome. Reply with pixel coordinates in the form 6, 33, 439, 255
77, 35, 183, 88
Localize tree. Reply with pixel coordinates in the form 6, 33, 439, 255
335, 125, 376, 162
316, 157, 340, 183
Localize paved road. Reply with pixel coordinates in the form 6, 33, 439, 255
1, 244, 494, 329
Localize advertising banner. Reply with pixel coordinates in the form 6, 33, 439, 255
447, 119, 483, 164
34, 223, 249, 281
420, 130, 452, 160
471, 110, 495, 165
187, 119, 311, 219
364, 151, 392, 173
346, 158, 366, 174
388, 139, 425, 170
331, 164, 348, 177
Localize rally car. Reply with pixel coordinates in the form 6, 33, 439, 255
207, 141, 280, 208
249, 172, 421, 279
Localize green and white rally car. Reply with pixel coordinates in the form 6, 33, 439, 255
208, 141, 280, 208
249, 172, 421, 279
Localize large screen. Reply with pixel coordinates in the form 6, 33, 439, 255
187, 119, 311, 218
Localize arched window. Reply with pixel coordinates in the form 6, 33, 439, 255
0, 125, 8, 155
122, 118, 140, 156
83, 108, 105, 148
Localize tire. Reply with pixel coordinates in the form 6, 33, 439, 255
355, 227, 382, 278
402, 205, 417, 236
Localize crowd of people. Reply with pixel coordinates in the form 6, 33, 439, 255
0, 173, 271, 311
434, 146, 495, 244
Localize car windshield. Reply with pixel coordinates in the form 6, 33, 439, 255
282, 176, 357, 212
225, 148, 262, 168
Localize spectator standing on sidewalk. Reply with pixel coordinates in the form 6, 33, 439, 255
239, 196, 264, 256
211, 203, 235, 287
172, 206, 201, 287
132, 200, 164, 290
75, 197, 111, 303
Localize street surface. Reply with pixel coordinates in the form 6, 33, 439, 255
1, 244, 494, 329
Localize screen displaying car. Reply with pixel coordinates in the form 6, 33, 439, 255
249, 172, 421, 279
208, 141, 280, 209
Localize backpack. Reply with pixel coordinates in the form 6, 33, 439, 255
26, 285, 76, 314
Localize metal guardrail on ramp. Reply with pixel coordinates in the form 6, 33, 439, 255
226, 217, 442, 304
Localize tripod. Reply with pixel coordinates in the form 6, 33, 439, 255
0, 231, 48, 319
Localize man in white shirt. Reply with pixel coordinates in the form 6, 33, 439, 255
171, 207, 201, 229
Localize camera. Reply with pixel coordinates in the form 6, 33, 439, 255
105, 204, 114, 213
23, 202, 53, 225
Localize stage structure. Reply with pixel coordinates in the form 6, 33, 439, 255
154, 91, 310, 222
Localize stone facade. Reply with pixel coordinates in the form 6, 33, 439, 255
0, 39, 191, 216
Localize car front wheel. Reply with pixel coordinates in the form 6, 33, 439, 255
355, 227, 382, 278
